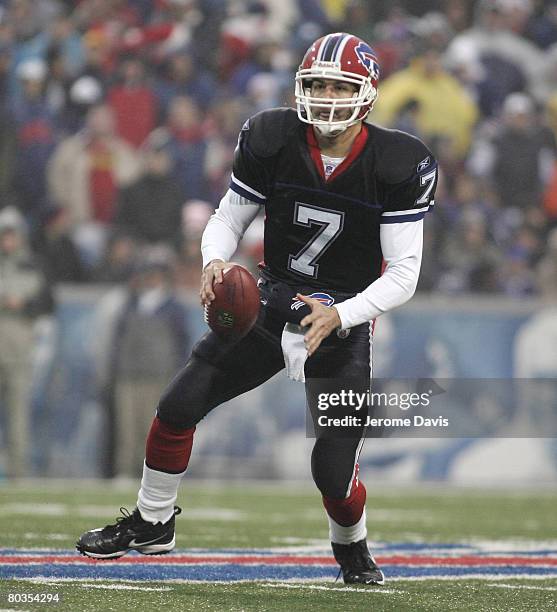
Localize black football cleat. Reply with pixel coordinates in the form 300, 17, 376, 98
332, 538, 385, 585
76, 506, 181, 559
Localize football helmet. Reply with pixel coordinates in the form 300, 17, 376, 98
295, 32, 380, 136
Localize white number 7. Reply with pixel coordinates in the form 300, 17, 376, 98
416, 168, 437, 205
288, 203, 345, 279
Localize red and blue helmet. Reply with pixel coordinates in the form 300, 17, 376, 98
295, 32, 380, 133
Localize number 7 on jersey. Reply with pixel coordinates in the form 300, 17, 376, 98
288, 203, 345, 279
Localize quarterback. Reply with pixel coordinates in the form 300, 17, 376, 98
77, 32, 437, 585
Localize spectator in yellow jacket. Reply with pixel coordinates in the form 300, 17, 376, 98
372, 45, 479, 158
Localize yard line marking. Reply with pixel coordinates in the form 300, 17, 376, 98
77, 583, 172, 591
261, 583, 400, 594
487, 583, 557, 592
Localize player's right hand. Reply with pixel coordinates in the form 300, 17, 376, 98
200, 259, 234, 306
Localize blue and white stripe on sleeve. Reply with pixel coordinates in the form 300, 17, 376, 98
380, 202, 434, 224
229, 173, 266, 205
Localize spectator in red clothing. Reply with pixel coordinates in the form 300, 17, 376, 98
47, 104, 140, 267
107, 56, 158, 148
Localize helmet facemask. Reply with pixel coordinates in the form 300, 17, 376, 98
295, 65, 378, 137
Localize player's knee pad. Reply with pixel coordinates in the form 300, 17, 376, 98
156, 354, 220, 429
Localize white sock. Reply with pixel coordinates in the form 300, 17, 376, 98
328, 507, 367, 545
137, 462, 186, 524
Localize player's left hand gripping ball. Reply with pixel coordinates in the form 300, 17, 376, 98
204, 264, 260, 339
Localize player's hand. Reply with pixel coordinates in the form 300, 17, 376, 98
200, 260, 235, 306
298, 293, 342, 356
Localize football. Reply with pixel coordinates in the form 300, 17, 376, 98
205, 265, 260, 339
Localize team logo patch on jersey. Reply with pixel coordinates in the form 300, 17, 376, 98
291, 292, 335, 310
417, 156, 431, 172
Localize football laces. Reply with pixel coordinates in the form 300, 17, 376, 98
203, 303, 209, 323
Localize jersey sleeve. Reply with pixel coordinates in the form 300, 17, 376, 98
379, 137, 438, 224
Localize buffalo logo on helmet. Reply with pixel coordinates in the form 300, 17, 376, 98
355, 43, 380, 81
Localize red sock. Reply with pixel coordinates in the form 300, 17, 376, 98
145, 416, 195, 474
322, 475, 366, 527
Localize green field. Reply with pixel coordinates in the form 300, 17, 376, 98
1, 481, 556, 611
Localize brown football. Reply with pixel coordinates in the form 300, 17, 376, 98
205, 265, 260, 339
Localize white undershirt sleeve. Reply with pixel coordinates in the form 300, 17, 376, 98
334, 220, 424, 329
201, 189, 261, 267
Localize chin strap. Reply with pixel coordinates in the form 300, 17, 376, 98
315, 123, 349, 138
314, 118, 361, 138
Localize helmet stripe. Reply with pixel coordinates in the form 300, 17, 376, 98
328, 33, 345, 62
321, 33, 344, 62
333, 34, 352, 64
316, 34, 334, 61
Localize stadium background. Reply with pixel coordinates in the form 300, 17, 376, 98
0, 0, 556, 486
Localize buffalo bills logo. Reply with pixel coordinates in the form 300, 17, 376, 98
355, 43, 379, 80
291, 292, 335, 311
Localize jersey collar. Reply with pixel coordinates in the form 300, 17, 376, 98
306, 124, 369, 183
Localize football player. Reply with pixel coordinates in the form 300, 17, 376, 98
77, 32, 437, 585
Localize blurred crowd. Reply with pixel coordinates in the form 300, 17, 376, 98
0, 0, 556, 299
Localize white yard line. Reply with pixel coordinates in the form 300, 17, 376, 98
77, 584, 172, 592
20, 578, 169, 591
261, 583, 400, 594
487, 583, 557, 592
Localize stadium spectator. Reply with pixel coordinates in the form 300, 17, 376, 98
31, 205, 88, 284
45, 12, 86, 78
153, 50, 218, 117
162, 95, 210, 201
229, 39, 284, 97
114, 129, 185, 246
107, 56, 158, 149
63, 75, 104, 133
339, 1, 376, 46
468, 93, 557, 212
445, 0, 544, 95
204, 97, 251, 202
11, 58, 58, 225
524, 0, 557, 49
0, 206, 54, 478
93, 248, 189, 477
47, 103, 141, 266
438, 209, 503, 293
372, 43, 479, 157
92, 232, 138, 284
